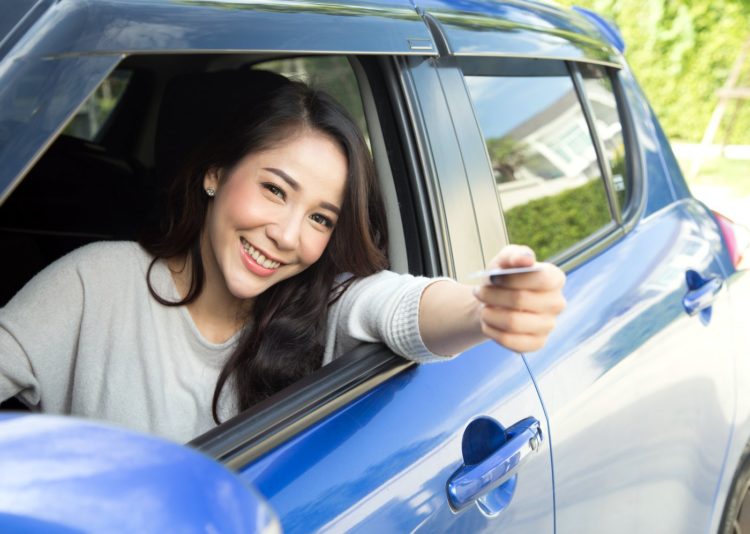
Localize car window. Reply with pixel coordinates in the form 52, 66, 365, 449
578, 63, 630, 213
62, 70, 132, 141
464, 67, 614, 261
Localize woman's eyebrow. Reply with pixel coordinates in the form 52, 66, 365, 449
264, 167, 340, 215
264, 167, 299, 190
321, 201, 340, 216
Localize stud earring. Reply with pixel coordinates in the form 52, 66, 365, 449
205, 187, 216, 197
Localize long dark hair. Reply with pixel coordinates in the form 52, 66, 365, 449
140, 75, 389, 422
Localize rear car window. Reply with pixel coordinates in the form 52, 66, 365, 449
464, 68, 614, 260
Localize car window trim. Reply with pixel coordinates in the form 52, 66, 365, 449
568, 61, 622, 225
383, 56, 443, 277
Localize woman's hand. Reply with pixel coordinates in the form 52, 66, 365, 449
473, 245, 566, 353
419, 245, 566, 357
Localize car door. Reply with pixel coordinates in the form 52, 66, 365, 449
446, 43, 736, 534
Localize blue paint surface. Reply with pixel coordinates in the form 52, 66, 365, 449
0, 414, 278, 533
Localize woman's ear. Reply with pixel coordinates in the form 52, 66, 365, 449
203, 168, 220, 194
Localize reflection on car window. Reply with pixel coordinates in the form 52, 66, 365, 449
579, 64, 629, 213
465, 72, 613, 260
256, 57, 369, 146
63, 70, 132, 141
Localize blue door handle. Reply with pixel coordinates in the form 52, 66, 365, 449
683, 270, 723, 324
446, 417, 542, 512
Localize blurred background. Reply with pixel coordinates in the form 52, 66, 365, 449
557, 0, 750, 230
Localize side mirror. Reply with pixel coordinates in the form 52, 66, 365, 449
0, 414, 281, 533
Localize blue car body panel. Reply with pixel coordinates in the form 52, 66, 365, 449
526, 199, 735, 532
616, 65, 677, 216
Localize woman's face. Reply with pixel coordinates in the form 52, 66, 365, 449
202, 129, 348, 301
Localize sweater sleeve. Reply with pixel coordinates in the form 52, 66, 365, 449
0, 249, 86, 408
323, 270, 455, 365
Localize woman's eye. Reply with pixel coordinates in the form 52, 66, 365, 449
311, 213, 334, 229
263, 183, 285, 199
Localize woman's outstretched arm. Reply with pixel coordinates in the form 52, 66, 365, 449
419, 245, 566, 356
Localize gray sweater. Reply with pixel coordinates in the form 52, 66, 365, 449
0, 242, 445, 442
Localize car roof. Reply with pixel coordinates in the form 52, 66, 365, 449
3, 0, 620, 66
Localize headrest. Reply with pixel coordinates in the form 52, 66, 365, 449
154, 68, 290, 183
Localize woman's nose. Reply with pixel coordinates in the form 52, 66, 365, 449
266, 212, 303, 251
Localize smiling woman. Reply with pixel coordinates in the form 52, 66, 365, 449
0, 70, 566, 442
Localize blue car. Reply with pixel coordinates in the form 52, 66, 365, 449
1, 0, 749, 532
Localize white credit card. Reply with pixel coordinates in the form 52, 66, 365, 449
470, 265, 543, 285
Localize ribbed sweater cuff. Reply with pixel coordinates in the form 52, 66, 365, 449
389, 277, 454, 363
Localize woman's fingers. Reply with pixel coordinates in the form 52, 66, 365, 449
478, 306, 559, 353
479, 321, 551, 353
474, 266, 567, 313
479, 305, 558, 337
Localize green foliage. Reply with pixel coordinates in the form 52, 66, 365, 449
554, 0, 750, 144
504, 179, 611, 260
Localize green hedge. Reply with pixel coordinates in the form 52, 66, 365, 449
504, 179, 611, 260
555, 0, 750, 144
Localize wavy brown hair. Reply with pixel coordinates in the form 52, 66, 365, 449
140, 75, 389, 422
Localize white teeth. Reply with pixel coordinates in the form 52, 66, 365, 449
241, 239, 280, 269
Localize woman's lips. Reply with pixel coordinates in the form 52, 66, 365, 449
239, 239, 279, 277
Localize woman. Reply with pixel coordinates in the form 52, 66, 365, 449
0, 75, 565, 442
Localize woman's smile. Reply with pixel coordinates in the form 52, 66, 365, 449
239, 237, 283, 277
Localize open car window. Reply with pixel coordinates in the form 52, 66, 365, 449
0, 53, 428, 445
